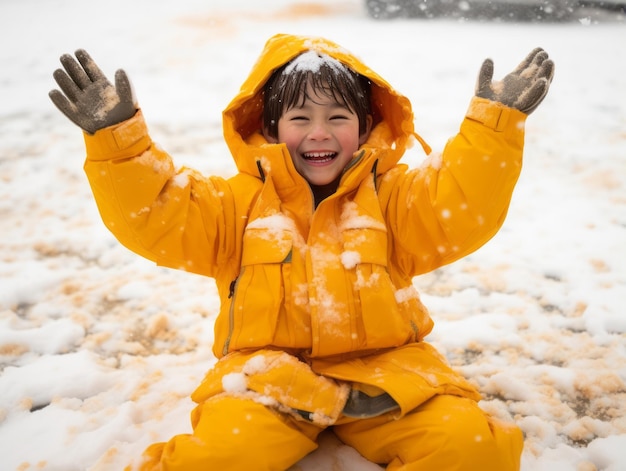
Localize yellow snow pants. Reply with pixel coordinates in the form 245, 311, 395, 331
133, 394, 523, 471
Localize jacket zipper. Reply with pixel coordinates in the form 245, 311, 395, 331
222, 268, 244, 356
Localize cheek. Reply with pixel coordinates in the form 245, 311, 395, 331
277, 124, 302, 151
339, 127, 362, 150
280, 136, 300, 156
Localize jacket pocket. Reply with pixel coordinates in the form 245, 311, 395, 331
225, 224, 293, 352
341, 226, 415, 349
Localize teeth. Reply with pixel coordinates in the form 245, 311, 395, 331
303, 152, 336, 161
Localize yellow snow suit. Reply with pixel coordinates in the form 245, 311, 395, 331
83, 34, 524, 470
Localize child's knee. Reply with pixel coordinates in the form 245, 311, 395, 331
336, 395, 522, 471
410, 396, 523, 470
136, 396, 320, 471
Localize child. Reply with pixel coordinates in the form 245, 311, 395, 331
49, 34, 554, 470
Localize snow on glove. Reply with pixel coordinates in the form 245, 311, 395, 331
49, 49, 137, 134
475, 47, 555, 115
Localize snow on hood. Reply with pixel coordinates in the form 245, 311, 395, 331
222, 34, 428, 180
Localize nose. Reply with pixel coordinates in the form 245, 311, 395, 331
307, 121, 331, 141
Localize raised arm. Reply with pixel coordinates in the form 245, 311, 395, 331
384, 49, 555, 276
48, 50, 243, 279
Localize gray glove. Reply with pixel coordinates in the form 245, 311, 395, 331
475, 48, 555, 115
49, 49, 137, 134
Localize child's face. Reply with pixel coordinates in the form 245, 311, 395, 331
267, 84, 371, 187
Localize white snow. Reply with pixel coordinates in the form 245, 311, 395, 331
284, 50, 347, 74
222, 372, 248, 393
242, 354, 268, 375
340, 250, 361, 269
1, 0, 625, 470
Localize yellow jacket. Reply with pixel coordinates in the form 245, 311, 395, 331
83, 34, 526, 423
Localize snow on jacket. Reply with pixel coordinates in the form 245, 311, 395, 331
82, 34, 526, 423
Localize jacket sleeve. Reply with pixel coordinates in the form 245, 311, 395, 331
82, 110, 239, 278
382, 97, 527, 276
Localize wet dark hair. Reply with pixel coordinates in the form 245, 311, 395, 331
263, 51, 372, 139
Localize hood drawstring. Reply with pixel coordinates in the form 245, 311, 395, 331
256, 160, 266, 183
413, 131, 432, 156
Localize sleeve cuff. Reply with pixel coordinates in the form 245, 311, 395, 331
466, 97, 527, 132
83, 109, 151, 161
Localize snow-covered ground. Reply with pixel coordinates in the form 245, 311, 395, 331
1, 0, 625, 469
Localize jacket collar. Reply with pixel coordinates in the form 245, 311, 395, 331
239, 131, 393, 204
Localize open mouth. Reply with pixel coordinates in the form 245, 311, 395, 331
302, 152, 337, 163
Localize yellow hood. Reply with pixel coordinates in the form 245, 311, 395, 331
222, 34, 426, 181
